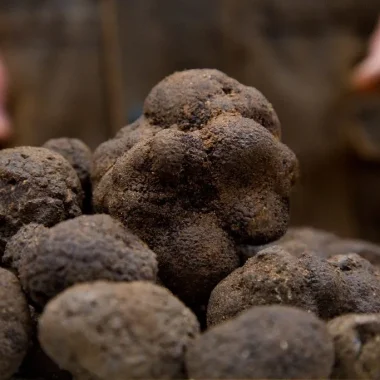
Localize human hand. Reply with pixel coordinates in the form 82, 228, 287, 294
0, 58, 12, 142
352, 17, 380, 93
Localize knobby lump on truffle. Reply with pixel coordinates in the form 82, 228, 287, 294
93, 69, 298, 309
16, 214, 157, 308
0, 146, 83, 256
38, 281, 200, 380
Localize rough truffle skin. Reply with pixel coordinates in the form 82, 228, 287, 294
39, 281, 200, 380
0, 268, 31, 380
207, 246, 380, 326
2, 223, 48, 274
93, 70, 298, 307
43, 138, 93, 213
0, 147, 83, 256
240, 227, 380, 266
328, 313, 380, 379
186, 305, 334, 379
19, 214, 157, 308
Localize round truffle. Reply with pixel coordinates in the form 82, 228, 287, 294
43, 138, 92, 212
328, 313, 380, 379
39, 281, 200, 380
207, 247, 380, 326
186, 305, 334, 379
0, 146, 83, 256
19, 214, 157, 308
0, 268, 31, 379
3, 223, 48, 274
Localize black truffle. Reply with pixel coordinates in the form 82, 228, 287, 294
208, 246, 380, 326
328, 313, 380, 379
186, 305, 334, 379
0, 268, 31, 379
39, 281, 200, 380
18, 214, 157, 308
43, 138, 92, 213
0, 147, 83, 256
93, 69, 298, 309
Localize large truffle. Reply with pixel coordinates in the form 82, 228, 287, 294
208, 246, 380, 326
93, 69, 298, 308
43, 138, 92, 212
327, 313, 380, 379
0, 268, 31, 379
0, 147, 83, 256
186, 305, 334, 379
39, 281, 200, 380
18, 214, 157, 308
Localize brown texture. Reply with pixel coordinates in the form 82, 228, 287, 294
328, 313, 380, 379
93, 69, 298, 309
186, 305, 334, 379
0, 268, 31, 380
18, 214, 157, 308
0, 147, 83, 256
39, 281, 200, 380
43, 138, 93, 213
208, 246, 380, 326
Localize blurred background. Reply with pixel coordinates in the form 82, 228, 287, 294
1, 0, 380, 242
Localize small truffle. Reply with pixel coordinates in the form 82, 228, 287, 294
208, 246, 380, 326
94, 69, 298, 309
19, 214, 157, 308
43, 138, 92, 212
39, 281, 200, 380
3, 223, 48, 274
0, 147, 83, 256
0, 268, 31, 379
241, 227, 380, 266
327, 313, 380, 379
186, 305, 334, 379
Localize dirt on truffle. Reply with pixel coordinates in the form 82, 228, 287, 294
186, 305, 334, 379
207, 246, 380, 326
0, 147, 83, 256
328, 313, 380, 379
18, 214, 157, 308
39, 281, 200, 380
0, 268, 31, 380
43, 138, 93, 213
93, 69, 298, 310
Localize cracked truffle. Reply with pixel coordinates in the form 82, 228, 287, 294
186, 305, 334, 379
93, 69, 298, 309
207, 246, 380, 326
0, 268, 31, 379
0, 147, 83, 256
328, 313, 380, 379
18, 214, 157, 308
43, 138, 92, 212
39, 281, 200, 380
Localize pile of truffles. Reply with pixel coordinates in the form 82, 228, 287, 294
1, 70, 380, 379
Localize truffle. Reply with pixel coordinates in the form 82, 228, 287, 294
39, 281, 200, 380
43, 138, 92, 212
186, 305, 334, 379
93, 69, 298, 308
240, 227, 380, 266
18, 214, 157, 308
0, 147, 83, 256
2, 223, 48, 274
207, 246, 380, 326
0, 268, 31, 379
327, 313, 380, 379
